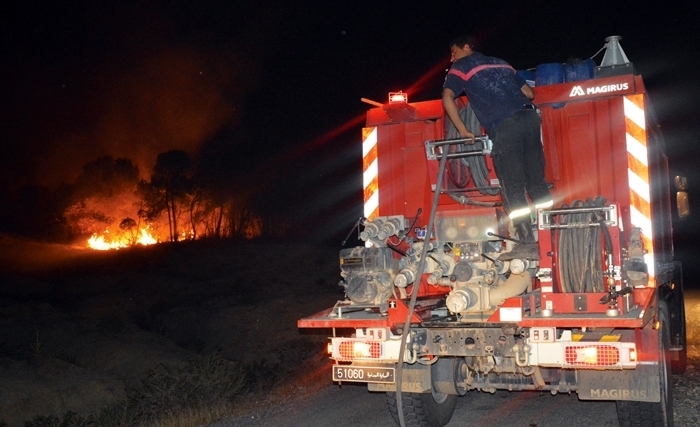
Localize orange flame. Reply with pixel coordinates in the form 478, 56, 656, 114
87, 227, 159, 250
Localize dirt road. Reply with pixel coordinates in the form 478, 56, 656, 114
216, 289, 700, 427
217, 383, 620, 427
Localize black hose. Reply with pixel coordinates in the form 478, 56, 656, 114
444, 103, 500, 198
557, 197, 605, 293
458, 104, 499, 196
395, 131, 449, 427
594, 196, 614, 255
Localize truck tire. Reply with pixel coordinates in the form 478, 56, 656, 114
386, 391, 457, 427
616, 301, 674, 427
669, 289, 687, 374
669, 265, 687, 374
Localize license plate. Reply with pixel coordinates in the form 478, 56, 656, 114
332, 365, 395, 383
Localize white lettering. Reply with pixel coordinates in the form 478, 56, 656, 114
589, 389, 649, 399
570, 83, 630, 97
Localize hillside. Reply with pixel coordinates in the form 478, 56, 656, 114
0, 236, 343, 426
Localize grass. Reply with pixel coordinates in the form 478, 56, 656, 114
0, 237, 340, 427
12, 338, 329, 427
20, 353, 246, 427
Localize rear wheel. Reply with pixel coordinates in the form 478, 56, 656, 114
670, 290, 687, 374
616, 301, 674, 427
386, 390, 457, 427
669, 264, 687, 374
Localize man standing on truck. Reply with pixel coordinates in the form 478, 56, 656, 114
442, 34, 552, 259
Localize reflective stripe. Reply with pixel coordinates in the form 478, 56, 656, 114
624, 95, 654, 280
535, 199, 554, 209
572, 334, 621, 342
362, 127, 379, 220
509, 207, 532, 220
626, 132, 648, 167
448, 64, 516, 83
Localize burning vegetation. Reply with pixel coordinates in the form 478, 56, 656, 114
87, 228, 158, 250
53, 152, 278, 250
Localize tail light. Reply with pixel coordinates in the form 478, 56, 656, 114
565, 345, 620, 367
336, 340, 381, 361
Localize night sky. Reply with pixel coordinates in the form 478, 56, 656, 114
2, 1, 700, 244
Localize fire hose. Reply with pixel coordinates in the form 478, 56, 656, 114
395, 133, 449, 427
557, 196, 610, 293
444, 103, 500, 197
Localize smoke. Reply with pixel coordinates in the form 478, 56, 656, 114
0, 1, 278, 189
29, 46, 254, 185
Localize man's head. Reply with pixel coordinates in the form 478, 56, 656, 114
449, 35, 479, 62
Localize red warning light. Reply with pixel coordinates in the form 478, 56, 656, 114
389, 91, 407, 104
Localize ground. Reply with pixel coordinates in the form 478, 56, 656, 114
0, 235, 698, 426
0, 236, 341, 427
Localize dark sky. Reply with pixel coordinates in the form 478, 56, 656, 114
2, 1, 699, 229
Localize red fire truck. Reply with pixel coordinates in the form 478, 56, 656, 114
298, 37, 688, 427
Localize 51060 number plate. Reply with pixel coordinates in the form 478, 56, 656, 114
332, 365, 395, 383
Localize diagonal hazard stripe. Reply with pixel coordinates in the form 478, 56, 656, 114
363, 176, 378, 204
362, 127, 379, 222
624, 93, 645, 113
628, 187, 651, 219
625, 94, 654, 281
625, 117, 647, 148
626, 132, 648, 167
362, 127, 377, 158
623, 95, 645, 130
627, 153, 648, 186
364, 191, 379, 220
363, 158, 378, 190
628, 169, 650, 204
363, 143, 377, 172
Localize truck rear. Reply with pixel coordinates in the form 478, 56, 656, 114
298, 37, 687, 427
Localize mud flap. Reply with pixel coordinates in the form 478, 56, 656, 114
577, 363, 660, 402
368, 363, 431, 393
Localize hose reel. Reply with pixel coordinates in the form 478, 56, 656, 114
443, 101, 500, 199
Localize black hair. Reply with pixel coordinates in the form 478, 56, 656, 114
449, 35, 480, 52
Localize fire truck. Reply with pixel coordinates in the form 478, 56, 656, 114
298, 37, 688, 427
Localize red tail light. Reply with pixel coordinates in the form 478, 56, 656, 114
565, 345, 620, 366
338, 341, 381, 360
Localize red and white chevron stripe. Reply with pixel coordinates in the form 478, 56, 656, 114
362, 127, 379, 220
624, 93, 654, 281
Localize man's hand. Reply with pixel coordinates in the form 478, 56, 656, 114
521, 83, 534, 100
459, 129, 476, 143
442, 88, 475, 143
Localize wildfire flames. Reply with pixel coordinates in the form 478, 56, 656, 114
88, 228, 158, 250
70, 156, 267, 251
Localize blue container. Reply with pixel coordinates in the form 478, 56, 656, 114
564, 59, 595, 82
535, 63, 564, 86
516, 70, 536, 87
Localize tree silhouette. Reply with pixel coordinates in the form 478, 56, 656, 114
150, 150, 193, 242
74, 156, 140, 199
188, 171, 230, 239
119, 217, 138, 245
2, 183, 73, 241
64, 156, 141, 239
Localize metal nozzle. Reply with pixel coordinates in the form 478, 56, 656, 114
601, 35, 630, 66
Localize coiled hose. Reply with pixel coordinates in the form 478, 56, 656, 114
444, 103, 500, 198
557, 196, 607, 293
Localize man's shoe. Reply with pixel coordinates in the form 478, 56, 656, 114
500, 241, 539, 261
500, 221, 539, 261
